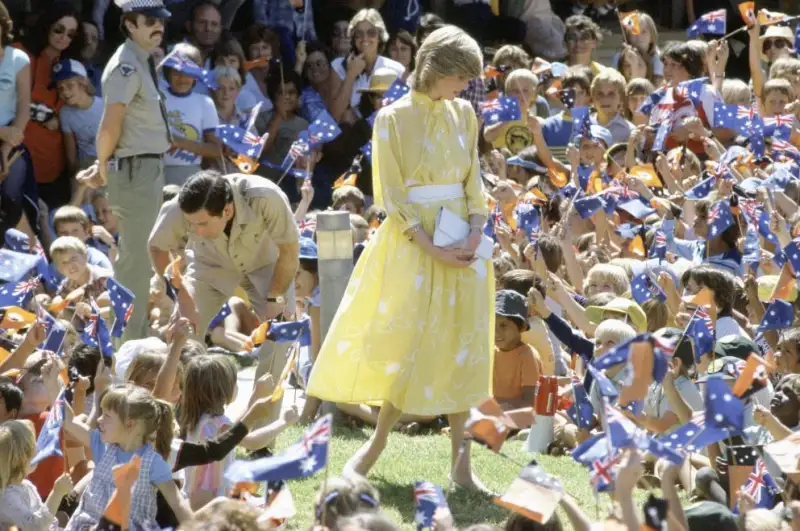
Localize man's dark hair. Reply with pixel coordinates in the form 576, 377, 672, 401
178, 170, 233, 217
680, 265, 735, 315
68, 344, 101, 395
0, 380, 23, 417
537, 234, 563, 274
662, 42, 705, 79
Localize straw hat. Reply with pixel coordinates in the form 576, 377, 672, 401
357, 67, 400, 94
760, 25, 794, 61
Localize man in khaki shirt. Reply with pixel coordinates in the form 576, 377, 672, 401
149, 171, 299, 429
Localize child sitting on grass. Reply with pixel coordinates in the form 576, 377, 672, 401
493, 290, 542, 411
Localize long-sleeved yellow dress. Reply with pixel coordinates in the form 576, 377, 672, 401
306, 90, 495, 416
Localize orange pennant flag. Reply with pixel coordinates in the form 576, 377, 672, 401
244, 57, 270, 71
732, 353, 769, 398
547, 168, 569, 189
688, 287, 717, 322
627, 234, 645, 257
619, 340, 654, 406
243, 321, 270, 353
231, 153, 260, 174
268, 347, 298, 403
619, 11, 642, 35
466, 398, 535, 453
769, 263, 795, 302
494, 462, 564, 524
630, 164, 662, 188
103, 455, 142, 527
739, 2, 755, 24
49, 287, 86, 315
758, 8, 788, 25
0, 307, 36, 330
333, 171, 358, 189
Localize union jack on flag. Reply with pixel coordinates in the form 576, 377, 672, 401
590, 453, 620, 491
297, 217, 316, 238
301, 414, 331, 452
765, 114, 793, 128
13, 276, 40, 297
695, 305, 714, 330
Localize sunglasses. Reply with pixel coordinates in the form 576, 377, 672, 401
565, 30, 595, 43
353, 27, 379, 40
763, 39, 789, 52
142, 16, 165, 27
51, 25, 77, 39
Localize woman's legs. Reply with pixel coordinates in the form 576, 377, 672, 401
0, 154, 30, 235
447, 411, 489, 491
344, 401, 404, 476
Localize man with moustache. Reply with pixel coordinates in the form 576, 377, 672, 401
78, 0, 173, 340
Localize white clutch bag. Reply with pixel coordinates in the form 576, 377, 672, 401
432, 207, 494, 278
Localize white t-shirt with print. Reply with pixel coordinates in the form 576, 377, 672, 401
163, 89, 219, 167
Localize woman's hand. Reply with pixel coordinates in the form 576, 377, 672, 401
346, 53, 367, 79
433, 246, 474, 268
0, 126, 24, 146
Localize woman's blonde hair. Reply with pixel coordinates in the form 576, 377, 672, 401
178, 354, 238, 437
315, 475, 380, 529
585, 264, 629, 295
100, 384, 174, 459
349, 8, 390, 44
411, 25, 482, 94
721, 78, 751, 105
0, 420, 36, 490
214, 66, 243, 87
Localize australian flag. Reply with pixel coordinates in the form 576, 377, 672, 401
658, 411, 729, 453
225, 414, 331, 483
763, 114, 793, 141
106, 277, 134, 338
650, 229, 667, 260
360, 140, 373, 162
637, 86, 668, 117
413, 481, 448, 531
734, 458, 778, 513
705, 375, 745, 433
480, 96, 522, 126
306, 110, 342, 148
38, 305, 67, 355
684, 176, 716, 200
267, 316, 311, 346
707, 200, 734, 238
743, 229, 760, 273
159, 50, 218, 89
382, 79, 410, 106
0, 276, 40, 308
687, 9, 727, 38
712, 103, 764, 136
208, 302, 232, 332
0, 249, 41, 284
31, 390, 65, 465
215, 124, 268, 160
686, 305, 715, 361
572, 434, 618, 492
567, 374, 594, 429
515, 204, 540, 239
298, 216, 316, 239
758, 299, 794, 332
631, 273, 666, 305
81, 302, 114, 359
574, 192, 606, 219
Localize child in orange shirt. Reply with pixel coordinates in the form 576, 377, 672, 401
493, 290, 543, 411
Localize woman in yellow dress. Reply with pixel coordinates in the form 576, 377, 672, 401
306, 26, 493, 488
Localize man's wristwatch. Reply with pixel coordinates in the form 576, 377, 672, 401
267, 296, 286, 304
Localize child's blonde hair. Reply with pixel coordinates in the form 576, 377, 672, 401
590, 69, 626, 102
337, 513, 399, 531
0, 419, 36, 490
315, 475, 380, 529
50, 236, 88, 261
585, 264, 629, 295
721, 78, 751, 105
768, 57, 800, 82
178, 354, 237, 437
53, 205, 91, 235
100, 384, 175, 459
332, 185, 365, 211
763, 78, 793, 101
595, 319, 636, 346
504, 69, 539, 93
126, 350, 171, 390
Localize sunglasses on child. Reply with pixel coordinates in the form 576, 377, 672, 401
763, 39, 789, 52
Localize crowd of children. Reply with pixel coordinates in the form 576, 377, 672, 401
3, 0, 800, 530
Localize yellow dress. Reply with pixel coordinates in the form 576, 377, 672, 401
306, 91, 495, 416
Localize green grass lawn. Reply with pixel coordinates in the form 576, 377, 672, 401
269, 424, 654, 530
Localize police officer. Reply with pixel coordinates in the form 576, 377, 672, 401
148, 170, 299, 425
79, 0, 172, 341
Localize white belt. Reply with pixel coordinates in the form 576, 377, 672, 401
406, 184, 465, 204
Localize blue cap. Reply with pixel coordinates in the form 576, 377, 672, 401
116, 0, 171, 18
299, 237, 318, 261
49, 59, 87, 89
588, 125, 613, 148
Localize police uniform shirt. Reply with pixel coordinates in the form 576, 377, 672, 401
102, 38, 171, 158
148, 173, 300, 298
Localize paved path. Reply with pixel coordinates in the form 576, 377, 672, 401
225, 366, 307, 421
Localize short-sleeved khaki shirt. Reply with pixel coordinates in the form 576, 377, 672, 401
102, 38, 171, 158
148, 174, 299, 298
